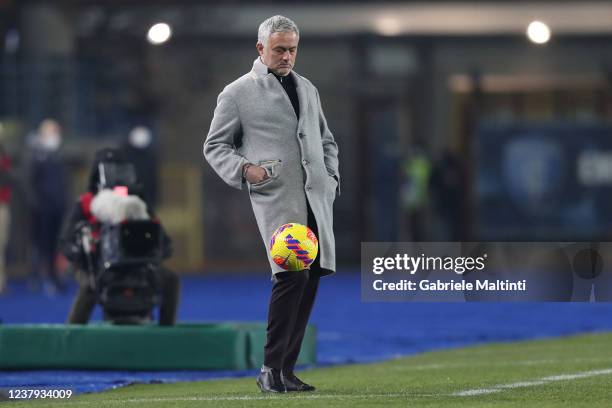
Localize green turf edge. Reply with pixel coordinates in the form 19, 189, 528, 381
7, 331, 612, 408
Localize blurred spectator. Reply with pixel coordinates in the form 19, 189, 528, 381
430, 149, 464, 241
27, 119, 70, 295
0, 142, 13, 295
400, 147, 431, 241
122, 126, 158, 211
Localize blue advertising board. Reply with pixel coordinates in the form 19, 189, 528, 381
475, 123, 612, 240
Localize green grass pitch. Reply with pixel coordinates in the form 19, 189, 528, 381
10, 332, 612, 407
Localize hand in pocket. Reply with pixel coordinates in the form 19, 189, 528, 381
245, 165, 269, 184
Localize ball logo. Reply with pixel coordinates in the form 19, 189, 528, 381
306, 229, 318, 246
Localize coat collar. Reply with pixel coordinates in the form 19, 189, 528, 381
251, 57, 302, 81
251, 57, 269, 78
251, 57, 308, 127
251, 57, 302, 86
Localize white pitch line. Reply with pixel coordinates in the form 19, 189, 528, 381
453, 368, 612, 396
19, 367, 612, 406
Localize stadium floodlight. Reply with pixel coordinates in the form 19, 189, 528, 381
527, 21, 551, 45
147, 22, 172, 45
374, 16, 401, 36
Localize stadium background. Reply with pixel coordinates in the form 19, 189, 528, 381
1, 0, 612, 397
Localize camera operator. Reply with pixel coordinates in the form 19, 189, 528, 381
61, 148, 180, 325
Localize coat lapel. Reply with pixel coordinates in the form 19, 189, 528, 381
292, 73, 309, 129
251, 58, 308, 127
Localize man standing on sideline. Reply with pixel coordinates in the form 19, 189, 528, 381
28, 119, 70, 295
204, 15, 340, 393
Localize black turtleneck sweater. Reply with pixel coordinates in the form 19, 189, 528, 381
269, 69, 300, 120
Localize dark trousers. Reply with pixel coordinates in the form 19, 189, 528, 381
32, 210, 64, 285
67, 266, 180, 325
263, 205, 321, 372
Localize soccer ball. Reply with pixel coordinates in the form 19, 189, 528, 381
269, 223, 318, 271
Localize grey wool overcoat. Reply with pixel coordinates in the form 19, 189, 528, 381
204, 57, 340, 277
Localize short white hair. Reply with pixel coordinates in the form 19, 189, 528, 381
257, 15, 299, 47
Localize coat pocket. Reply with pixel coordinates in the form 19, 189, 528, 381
258, 159, 282, 177
249, 160, 282, 188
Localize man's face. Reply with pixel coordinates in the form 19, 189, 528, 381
257, 31, 299, 76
